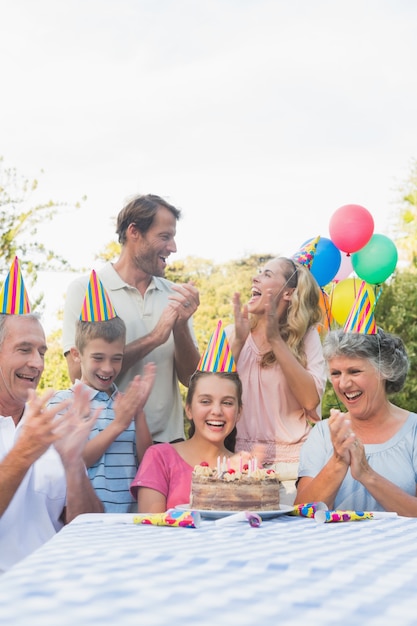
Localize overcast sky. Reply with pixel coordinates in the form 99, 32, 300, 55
1, 0, 416, 331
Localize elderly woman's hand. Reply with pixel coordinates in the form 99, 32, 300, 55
328, 408, 356, 466
348, 437, 371, 481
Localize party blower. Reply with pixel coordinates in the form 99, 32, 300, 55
132, 509, 201, 528
315, 510, 398, 524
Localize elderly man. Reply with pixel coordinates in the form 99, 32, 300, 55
63, 194, 200, 444
0, 313, 103, 573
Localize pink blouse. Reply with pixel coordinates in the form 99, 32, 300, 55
130, 443, 193, 509
232, 327, 326, 465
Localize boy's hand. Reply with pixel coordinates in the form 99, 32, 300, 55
113, 363, 156, 429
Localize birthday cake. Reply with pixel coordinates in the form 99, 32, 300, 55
190, 463, 280, 511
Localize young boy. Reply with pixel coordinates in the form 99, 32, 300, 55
49, 272, 155, 513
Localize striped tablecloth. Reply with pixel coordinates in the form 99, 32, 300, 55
1, 512, 417, 625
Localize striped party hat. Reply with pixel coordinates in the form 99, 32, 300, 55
0, 256, 31, 314
292, 235, 320, 270
343, 280, 376, 334
80, 270, 117, 322
198, 320, 237, 372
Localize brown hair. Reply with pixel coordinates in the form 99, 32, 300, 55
116, 194, 181, 245
75, 317, 126, 353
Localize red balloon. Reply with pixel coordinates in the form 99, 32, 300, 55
329, 204, 374, 254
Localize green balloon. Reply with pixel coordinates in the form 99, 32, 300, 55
351, 234, 398, 284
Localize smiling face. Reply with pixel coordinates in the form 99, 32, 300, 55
75, 337, 125, 395
133, 205, 177, 277
0, 315, 46, 411
328, 354, 386, 419
248, 257, 296, 314
185, 373, 242, 444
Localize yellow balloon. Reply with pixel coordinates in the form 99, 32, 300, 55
330, 278, 376, 326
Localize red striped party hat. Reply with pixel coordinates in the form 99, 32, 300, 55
343, 280, 376, 334
0, 257, 31, 314
80, 270, 117, 322
198, 320, 237, 372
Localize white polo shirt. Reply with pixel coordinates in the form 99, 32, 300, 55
0, 413, 66, 573
63, 263, 198, 442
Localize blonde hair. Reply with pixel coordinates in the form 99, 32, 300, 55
256, 257, 323, 368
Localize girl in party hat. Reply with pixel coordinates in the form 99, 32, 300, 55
130, 321, 257, 513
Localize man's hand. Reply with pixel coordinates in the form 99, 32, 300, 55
17, 389, 66, 464
53, 384, 100, 469
169, 282, 200, 324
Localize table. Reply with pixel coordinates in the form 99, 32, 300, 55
1, 511, 417, 625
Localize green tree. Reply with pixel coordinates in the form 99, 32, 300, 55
0, 157, 85, 280
39, 328, 71, 392
373, 269, 417, 412
0, 157, 85, 390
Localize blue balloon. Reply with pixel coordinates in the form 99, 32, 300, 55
302, 237, 341, 287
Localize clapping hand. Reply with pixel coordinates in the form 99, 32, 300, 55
113, 363, 156, 427
53, 384, 101, 469
18, 389, 64, 463
232, 292, 250, 346
328, 409, 356, 466
169, 282, 200, 323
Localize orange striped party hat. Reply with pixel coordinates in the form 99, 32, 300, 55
343, 280, 376, 334
0, 257, 31, 314
80, 270, 117, 322
198, 320, 237, 372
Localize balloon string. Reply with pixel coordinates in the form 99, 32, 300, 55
374, 286, 382, 308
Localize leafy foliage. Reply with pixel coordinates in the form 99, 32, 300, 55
39, 329, 71, 392
0, 158, 83, 280
373, 269, 417, 413
166, 253, 274, 349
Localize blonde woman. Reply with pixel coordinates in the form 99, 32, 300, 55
227, 257, 326, 504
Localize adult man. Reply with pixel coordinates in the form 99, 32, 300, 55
63, 194, 200, 443
0, 313, 104, 573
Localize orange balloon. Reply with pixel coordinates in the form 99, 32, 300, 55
330, 277, 376, 326
318, 289, 332, 335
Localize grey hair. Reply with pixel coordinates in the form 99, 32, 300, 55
322, 328, 409, 394
0, 313, 42, 349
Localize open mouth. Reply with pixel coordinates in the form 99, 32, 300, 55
17, 373, 37, 383
206, 420, 225, 429
97, 374, 112, 383
248, 287, 262, 304
344, 391, 362, 401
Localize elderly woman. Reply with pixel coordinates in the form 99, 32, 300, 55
295, 328, 417, 516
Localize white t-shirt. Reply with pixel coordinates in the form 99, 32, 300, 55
0, 414, 66, 573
